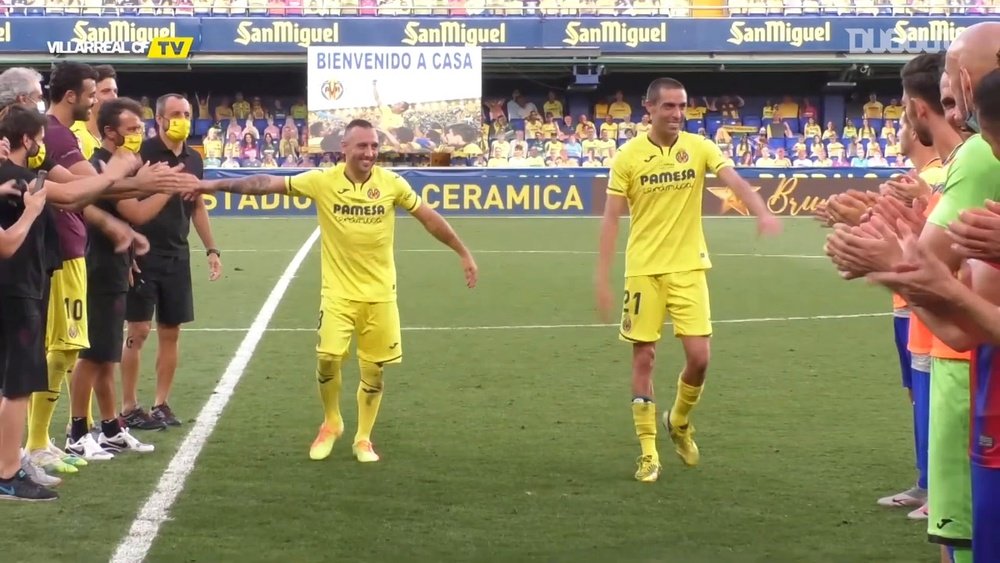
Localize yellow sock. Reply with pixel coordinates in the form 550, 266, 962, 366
669, 375, 704, 428
316, 355, 343, 428
27, 350, 76, 451
355, 360, 384, 443
631, 400, 657, 459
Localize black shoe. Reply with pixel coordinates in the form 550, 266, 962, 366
151, 403, 181, 427
0, 470, 58, 502
122, 406, 168, 431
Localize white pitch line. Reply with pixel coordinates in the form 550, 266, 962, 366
181, 312, 891, 333
110, 227, 321, 563
190, 248, 825, 259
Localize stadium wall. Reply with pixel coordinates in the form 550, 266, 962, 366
204, 167, 895, 217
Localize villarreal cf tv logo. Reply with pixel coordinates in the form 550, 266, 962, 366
367, 187, 381, 200
675, 149, 689, 164
320, 80, 344, 101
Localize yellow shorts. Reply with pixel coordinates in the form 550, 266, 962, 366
46, 257, 90, 351
317, 297, 402, 365
619, 270, 712, 343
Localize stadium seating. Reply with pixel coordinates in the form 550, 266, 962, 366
175, 89, 910, 169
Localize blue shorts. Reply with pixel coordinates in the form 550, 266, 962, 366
894, 315, 912, 388
912, 368, 930, 490
972, 462, 1000, 562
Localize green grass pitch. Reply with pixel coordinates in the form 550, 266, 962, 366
6, 216, 938, 563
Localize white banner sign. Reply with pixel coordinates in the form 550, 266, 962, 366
307, 46, 482, 111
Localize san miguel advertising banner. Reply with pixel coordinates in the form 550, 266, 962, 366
202, 167, 895, 217
0, 16, 996, 56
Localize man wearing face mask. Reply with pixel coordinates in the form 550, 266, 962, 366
0, 103, 141, 499
25, 62, 176, 463
64, 97, 166, 460
120, 93, 220, 429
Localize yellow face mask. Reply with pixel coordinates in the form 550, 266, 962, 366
27, 140, 46, 170
164, 118, 191, 142
122, 133, 143, 153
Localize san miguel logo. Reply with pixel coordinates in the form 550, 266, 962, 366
401, 22, 507, 47
234, 21, 340, 48
562, 21, 668, 48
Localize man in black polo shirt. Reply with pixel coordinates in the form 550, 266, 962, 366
71, 97, 162, 456
121, 93, 222, 429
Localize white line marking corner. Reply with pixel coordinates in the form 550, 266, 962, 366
110, 227, 320, 563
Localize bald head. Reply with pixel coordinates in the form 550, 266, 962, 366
946, 22, 1000, 129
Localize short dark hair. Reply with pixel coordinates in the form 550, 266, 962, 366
94, 64, 117, 83
97, 97, 144, 138
345, 118, 374, 133
48, 62, 98, 105
155, 93, 187, 117
976, 68, 1000, 123
645, 78, 685, 104
0, 105, 48, 150
900, 53, 945, 115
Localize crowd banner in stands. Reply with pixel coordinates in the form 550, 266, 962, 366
202, 167, 897, 217
0, 17, 995, 55
306, 46, 483, 155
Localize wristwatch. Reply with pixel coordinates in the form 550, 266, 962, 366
206, 248, 221, 257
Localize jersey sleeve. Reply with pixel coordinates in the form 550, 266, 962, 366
44, 127, 85, 169
928, 137, 1000, 228
607, 151, 630, 197
703, 138, 734, 174
286, 169, 325, 200
393, 173, 422, 212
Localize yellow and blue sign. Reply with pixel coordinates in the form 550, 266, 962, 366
3, 16, 996, 56
203, 167, 904, 217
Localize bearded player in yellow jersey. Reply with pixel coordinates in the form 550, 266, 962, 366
596, 78, 782, 483
196, 119, 478, 463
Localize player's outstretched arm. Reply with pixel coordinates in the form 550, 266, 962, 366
716, 166, 782, 236
199, 174, 288, 195
595, 193, 626, 323
409, 205, 477, 289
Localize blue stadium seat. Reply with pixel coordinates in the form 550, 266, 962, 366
768, 138, 785, 151
194, 119, 213, 136
743, 116, 762, 130
782, 118, 799, 135
686, 119, 704, 133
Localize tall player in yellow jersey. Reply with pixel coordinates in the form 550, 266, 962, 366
596, 78, 781, 483
197, 119, 478, 462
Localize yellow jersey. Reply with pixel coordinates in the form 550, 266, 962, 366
608, 132, 733, 277
70, 120, 101, 160
286, 163, 422, 303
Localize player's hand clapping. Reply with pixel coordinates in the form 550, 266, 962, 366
867, 220, 961, 307
872, 195, 928, 237
883, 170, 932, 204
825, 216, 903, 279
946, 201, 1000, 262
